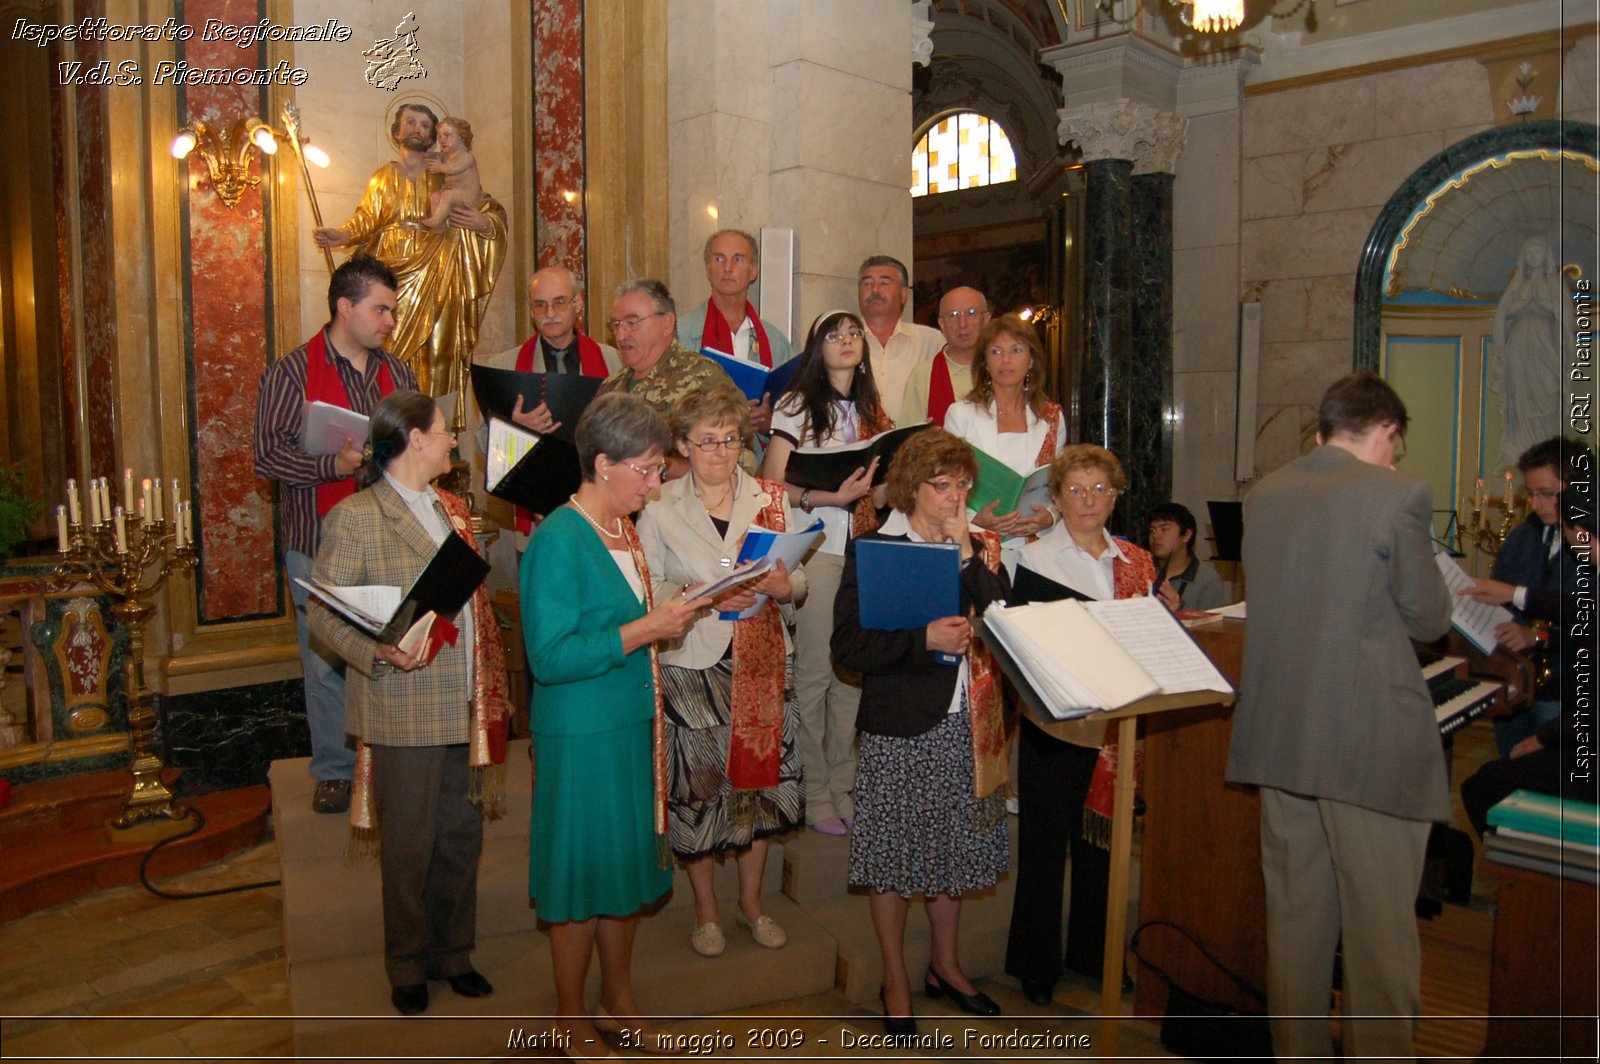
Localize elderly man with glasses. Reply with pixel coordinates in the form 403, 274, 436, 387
902, 286, 991, 429
597, 279, 741, 481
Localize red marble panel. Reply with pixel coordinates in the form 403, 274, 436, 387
533, 0, 588, 288
181, 0, 277, 621
73, 3, 117, 476
49, 55, 79, 472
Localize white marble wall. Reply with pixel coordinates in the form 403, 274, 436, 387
1240, 55, 1497, 477
292, 0, 514, 354
668, 0, 914, 341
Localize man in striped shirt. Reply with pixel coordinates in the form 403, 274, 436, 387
253, 256, 418, 813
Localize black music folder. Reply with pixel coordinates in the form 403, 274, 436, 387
297, 530, 490, 645
470, 365, 603, 444
483, 418, 581, 518
1010, 565, 1094, 607
783, 423, 934, 493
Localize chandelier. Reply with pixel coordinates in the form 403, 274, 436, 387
1173, 0, 1244, 34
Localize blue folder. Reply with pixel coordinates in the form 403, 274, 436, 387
701, 348, 772, 402
856, 538, 962, 665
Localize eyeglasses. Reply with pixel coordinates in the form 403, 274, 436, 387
824, 328, 865, 344
923, 478, 974, 495
688, 434, 742, 453
940, 307, 986, 322
606, 311, 666, 333
1062, 483, 1119, 500
619, 459, 667, 482
531, 297, 574, 313
428, 429, 457, 441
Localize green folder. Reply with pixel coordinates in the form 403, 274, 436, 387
1487, 789, 1600, 847
968, 445, 1052, 517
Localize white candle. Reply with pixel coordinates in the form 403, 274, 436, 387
98, 478, 112, 522
169, 479, 179, 524
124, 468, 134, 509
1504, 471, 1513, 510
172, 504, 183, 549
141, 479, 153, 521
57, 506, 68, 552
183, 502, 194, 551
1475, 477, 1484, 513
67, 479, 81, 525
89, 482, 101, 526
114, 506, 127, 554
138, 498, 146, 523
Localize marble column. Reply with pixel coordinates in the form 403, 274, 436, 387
1058, 100, 1185, 539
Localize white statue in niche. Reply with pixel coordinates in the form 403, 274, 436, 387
1491, 234, 1574, 469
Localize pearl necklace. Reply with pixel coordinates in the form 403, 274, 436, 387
569, 495, 624, 540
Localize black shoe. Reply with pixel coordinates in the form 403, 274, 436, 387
879, 987, 916, 1038
924, 968, 1000, 1016
445, 970, 494, 998
1021, 978, 1055, 1006
391, 983, 428, 1015
312, 779, 351, 814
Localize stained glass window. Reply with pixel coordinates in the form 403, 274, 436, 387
911, 112, 1017, 197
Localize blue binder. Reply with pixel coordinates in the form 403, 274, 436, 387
856, 538, 962, 665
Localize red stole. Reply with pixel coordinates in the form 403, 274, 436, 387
850, 408, 893, 538
927, 351, 957, 427
512, 332, 609, 534
700, 301, 773, 367
1081, 543, 1158, 848
726, 479, 790, 789
514, 331, 609, 377
304, 329, 396, 517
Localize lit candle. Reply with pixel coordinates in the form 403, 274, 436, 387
141, 479, 153, 521
1504, 470, 1513, 510
56, 505, 69, 552
67, 479, 81, 525
124, 468, 134, 509
114, 506, 127, 554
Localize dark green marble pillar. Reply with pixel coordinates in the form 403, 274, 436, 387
1126, 170, 1174, 543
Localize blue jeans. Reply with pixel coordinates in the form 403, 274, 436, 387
1492, 698, 1560, 760
286, 550, 354, 782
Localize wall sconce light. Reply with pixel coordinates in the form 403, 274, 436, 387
170, 115, 330, 210
1172, 0, 1244, 33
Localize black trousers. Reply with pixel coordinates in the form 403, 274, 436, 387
1004, 722, 1110, 986
369, 742, 482, 987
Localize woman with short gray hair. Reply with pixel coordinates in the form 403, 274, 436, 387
521, 391, 711, 1051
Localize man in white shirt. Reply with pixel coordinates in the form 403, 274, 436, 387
857, 255, 943, 425
676, 229, 794, 434
903, 286, 990, 429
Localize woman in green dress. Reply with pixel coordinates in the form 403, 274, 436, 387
522, 393, 709, 1055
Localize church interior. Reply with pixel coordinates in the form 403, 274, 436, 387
0, 0, 1596, 1058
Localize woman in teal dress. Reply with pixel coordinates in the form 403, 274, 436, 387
522, 393, 710, 1054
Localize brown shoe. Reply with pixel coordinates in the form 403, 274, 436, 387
312, 779, 351, 814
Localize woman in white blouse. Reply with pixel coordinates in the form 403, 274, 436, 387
942, 315, 1066, 573
761, 310, 890, 835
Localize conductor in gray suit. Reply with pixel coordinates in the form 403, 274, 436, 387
1226, 372, 1451, 1061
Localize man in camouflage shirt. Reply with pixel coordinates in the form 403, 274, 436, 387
598, 278, 743, 480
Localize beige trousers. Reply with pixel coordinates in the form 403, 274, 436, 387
789, 550, 860, 823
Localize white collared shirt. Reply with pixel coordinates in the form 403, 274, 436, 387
1015, 522, 1128, 602
384, 472, 476, 684
866, 319, 944, 426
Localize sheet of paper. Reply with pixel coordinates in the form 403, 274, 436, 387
995, 599, 1158, 712
1082, 596, 1234, 696
684, 558, 774, 602
1434, 552, 1512, 655
485, 418, 541, 489
294, 578, 400, 635
1211, 600, 1247, 619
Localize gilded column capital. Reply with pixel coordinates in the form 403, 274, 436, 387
1057, 99, 1187, 175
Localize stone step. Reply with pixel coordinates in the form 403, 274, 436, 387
780, 826, 853, 905
290, 893, 838, 1059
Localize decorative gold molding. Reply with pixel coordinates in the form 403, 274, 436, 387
1244, 24, 1598, 97
0, 732, 129, 771
165, 641, 300, 678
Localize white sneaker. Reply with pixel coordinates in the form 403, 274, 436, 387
690, 922, 725, 957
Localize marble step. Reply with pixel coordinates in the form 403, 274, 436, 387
290, 893, 838, 1059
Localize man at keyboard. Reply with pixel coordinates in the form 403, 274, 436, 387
1227, 373, 1452, 1061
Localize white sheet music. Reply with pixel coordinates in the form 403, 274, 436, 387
1434, 552, 1512, 655
1082, 596, 1233, 696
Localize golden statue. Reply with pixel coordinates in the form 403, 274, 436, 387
314, 102, 506, 403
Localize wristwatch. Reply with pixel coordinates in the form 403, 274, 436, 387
799, 488, 814, 513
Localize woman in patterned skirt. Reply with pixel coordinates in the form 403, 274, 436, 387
831, 429, 1011, 1036
638, 388, 806, 958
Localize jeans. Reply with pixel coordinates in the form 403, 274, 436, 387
286, 550, 354, 782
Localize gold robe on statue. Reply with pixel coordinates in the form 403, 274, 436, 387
334, 162, 507, 397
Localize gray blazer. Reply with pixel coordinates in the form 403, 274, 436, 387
636, 473, 808, 669
309, 478, 474, 747
1225, 445, 1453, 822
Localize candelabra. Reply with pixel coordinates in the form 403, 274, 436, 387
1457, 475, 1524, 560
53, 472, 198, 842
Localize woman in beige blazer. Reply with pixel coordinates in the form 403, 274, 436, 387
637, 387, 807, 959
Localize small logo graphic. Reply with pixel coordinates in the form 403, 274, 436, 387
364, 12, 426, 91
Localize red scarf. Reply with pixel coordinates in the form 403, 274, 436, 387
304, 329, 396, 517
514, 330, 609, 377
511, 332, 609, 534
1081, 542, 1157, 848
726, 479, 790, 789
850, 407, 893, 538
700, 301, 773, 367
927, 350, 957, 427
